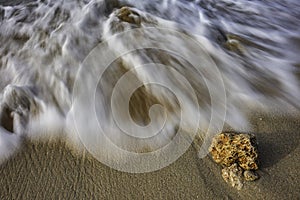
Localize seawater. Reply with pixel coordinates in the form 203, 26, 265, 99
0, 0, 299, 170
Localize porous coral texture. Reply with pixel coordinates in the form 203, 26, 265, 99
209, 132, 259, 190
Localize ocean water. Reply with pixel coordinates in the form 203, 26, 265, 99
0, 0, 299, 171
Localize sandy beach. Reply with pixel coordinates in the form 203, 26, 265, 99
0, 110, 299, 199
0, 0, 299, 199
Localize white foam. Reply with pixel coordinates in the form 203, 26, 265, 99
0, 0, 298, 164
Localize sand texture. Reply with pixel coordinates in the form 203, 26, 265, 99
0, 111, 299, 199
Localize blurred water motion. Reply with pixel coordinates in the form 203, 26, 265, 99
0, 0, 299, 169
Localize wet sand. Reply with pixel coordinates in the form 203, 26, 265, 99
0, 109, 299, 199
0, 0, 299, 199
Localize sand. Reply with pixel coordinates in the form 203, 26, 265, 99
0, 109, 299, 199
0, 0, 299, 199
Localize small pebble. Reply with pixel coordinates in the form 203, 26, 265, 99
221, 163, 244, 190
243, 170, 259, 181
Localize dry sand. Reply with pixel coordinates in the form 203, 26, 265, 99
0, 110, 299, 199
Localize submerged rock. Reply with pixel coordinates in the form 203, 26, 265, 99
224, 34, 246, 54
225, 39, 245, 54
209, 132, 259, 189
117, 7, 141, 25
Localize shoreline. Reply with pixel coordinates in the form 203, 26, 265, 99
0, 110, 299, 199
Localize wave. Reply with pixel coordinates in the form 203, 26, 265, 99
0, 0, 299, 171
